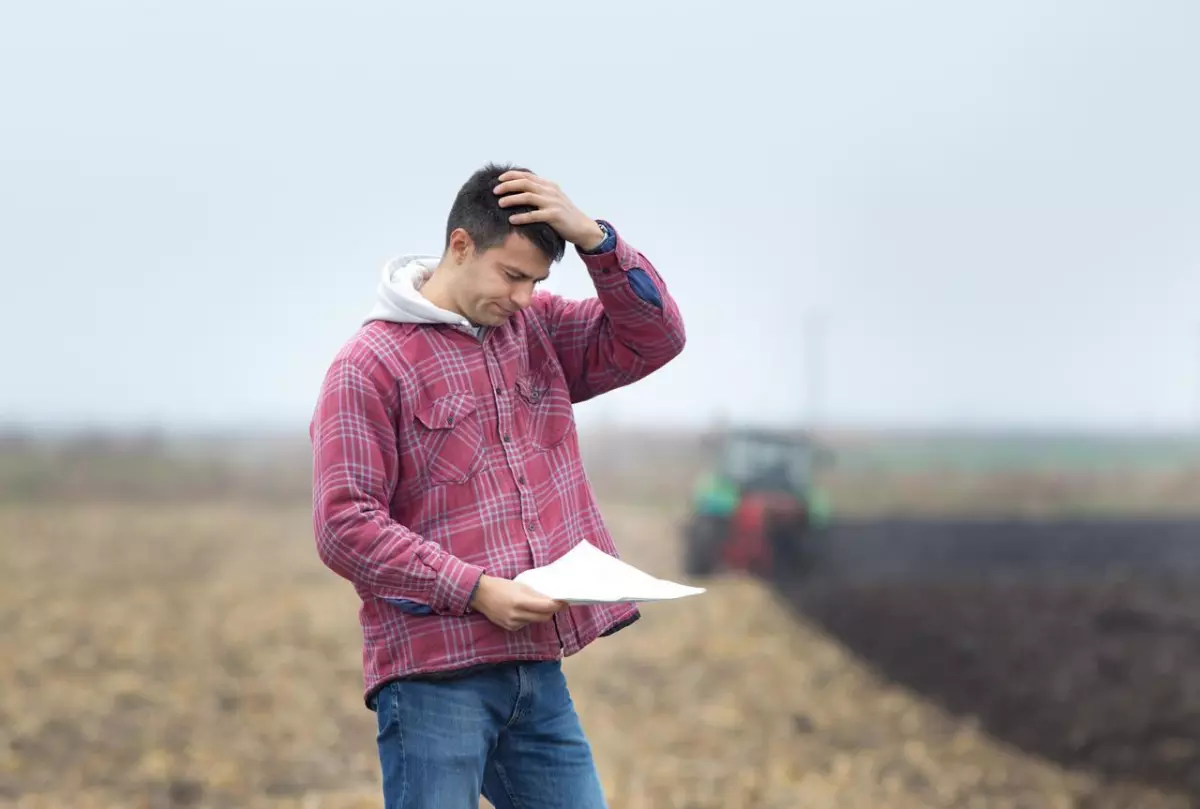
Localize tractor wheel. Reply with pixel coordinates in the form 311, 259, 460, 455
766, 513, 810, 584
683, 514, 725, 577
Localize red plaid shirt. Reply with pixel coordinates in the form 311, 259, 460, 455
310, 222, 686, 705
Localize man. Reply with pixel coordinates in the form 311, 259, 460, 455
309, 162, 686, 808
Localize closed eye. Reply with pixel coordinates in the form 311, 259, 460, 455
500, 264, 548, 285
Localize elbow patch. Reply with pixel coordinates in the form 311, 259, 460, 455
384, 597, 434, 616
626, 268, 662, 309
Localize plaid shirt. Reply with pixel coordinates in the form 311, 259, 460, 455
310, 221, 686, 705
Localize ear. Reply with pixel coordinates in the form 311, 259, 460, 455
447, 228, 475, 264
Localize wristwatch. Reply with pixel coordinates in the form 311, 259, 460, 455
583, 220, 615, 254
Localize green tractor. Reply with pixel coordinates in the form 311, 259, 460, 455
682, 427, 833, 580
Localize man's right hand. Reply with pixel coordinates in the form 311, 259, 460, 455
469, 574, 567, 632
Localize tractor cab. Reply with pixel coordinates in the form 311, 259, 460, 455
720, 428, 819, 495
693, 428, 829, 516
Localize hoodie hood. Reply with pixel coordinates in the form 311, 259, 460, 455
363, 254, 475, 329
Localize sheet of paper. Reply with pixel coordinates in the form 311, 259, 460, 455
513, 539, 706, 604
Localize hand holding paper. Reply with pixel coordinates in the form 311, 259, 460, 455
469, 575, 567, 632
513, 540, 706, 605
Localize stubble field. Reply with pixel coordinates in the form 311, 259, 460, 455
3, 504, 1200, 807
3, 435, 1200, 808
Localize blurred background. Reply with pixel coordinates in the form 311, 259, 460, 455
2, 1, 1200, 807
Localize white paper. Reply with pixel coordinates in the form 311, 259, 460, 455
513, 539, 706, 604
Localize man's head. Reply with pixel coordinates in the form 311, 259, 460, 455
433, 162, 567, 326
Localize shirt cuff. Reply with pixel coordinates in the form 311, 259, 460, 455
578, 221, 640, 280
430, 555, 487, 616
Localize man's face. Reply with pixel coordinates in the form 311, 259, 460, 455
452, 231, 552, 326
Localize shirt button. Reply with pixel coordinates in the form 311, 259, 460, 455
518, 474, 526, 484
527, 522, 536, 532
502, 434, 511, 442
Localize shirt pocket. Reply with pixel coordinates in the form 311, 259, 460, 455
515, 365, 573, 451
413, 392, 486, 485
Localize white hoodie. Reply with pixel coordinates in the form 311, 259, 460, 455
363, 254, 481, 336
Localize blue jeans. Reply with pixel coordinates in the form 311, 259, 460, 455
370, 661, 608, 808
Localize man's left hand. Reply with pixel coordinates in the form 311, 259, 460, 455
494, 171, 606, 251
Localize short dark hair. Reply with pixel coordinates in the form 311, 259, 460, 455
444, 162, 567, 263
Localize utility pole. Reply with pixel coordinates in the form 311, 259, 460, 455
804, 310, 825, 436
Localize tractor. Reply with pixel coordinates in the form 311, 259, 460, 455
681, 427, 832, 582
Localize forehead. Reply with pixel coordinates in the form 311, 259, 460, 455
481, 233, 552, 280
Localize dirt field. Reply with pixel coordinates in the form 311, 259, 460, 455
2, 495, 1199, 808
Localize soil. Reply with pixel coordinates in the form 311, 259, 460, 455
1, 501, 1197, 808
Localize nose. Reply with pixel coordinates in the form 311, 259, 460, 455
510, 284, 533, 311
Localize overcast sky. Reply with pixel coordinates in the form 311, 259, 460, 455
2, 0, 1197, 433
